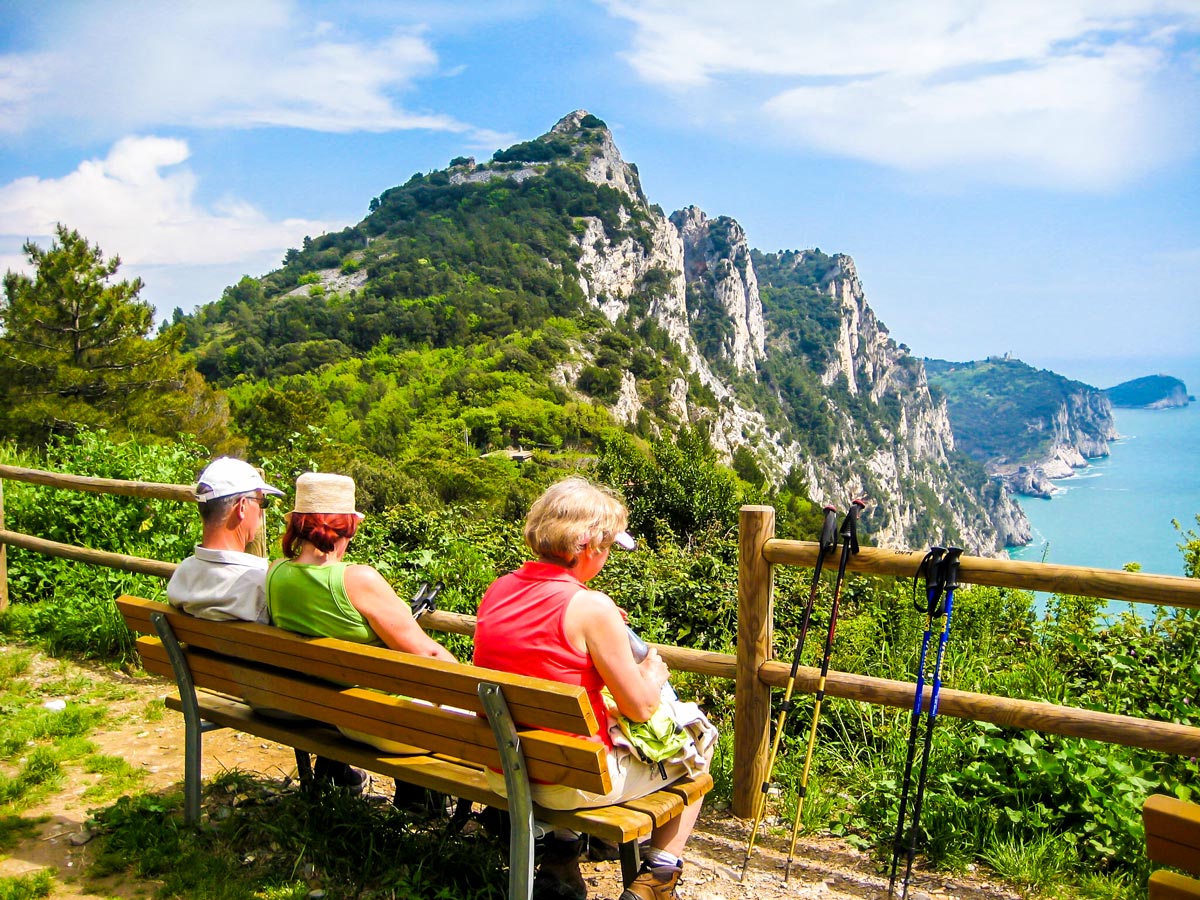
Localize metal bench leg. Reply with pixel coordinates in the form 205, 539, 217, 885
150, 611, 203, 825
295, 750, 313, 788
619, 840, 640, 887
479, 682, 535, 900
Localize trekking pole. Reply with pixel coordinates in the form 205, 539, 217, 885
887, 547, 947, 899
410, 581, 443, 620
900, 547, 962, 900
739, 505, 839, 880
783, 498, 864, 883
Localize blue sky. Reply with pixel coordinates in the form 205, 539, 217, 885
2, 1, 1198, 388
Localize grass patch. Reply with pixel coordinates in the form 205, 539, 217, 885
0, 814, 42, 853
90, 772, 508, 899
0, 748, 64, 809
141, 698, 165, 723
81, 754, 145, 802
0, 869, 53, 900
0, 650, 33, 686
0, 703, 106, 761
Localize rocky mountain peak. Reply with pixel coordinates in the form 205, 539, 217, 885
545, 110, 647, 209
670, 206, 766, 373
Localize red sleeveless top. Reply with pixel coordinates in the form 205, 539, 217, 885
474, 561, 612, 748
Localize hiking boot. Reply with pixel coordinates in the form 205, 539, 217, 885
312, 757, 365, 795
533, 835, 586, 900
618, 861, 683, 900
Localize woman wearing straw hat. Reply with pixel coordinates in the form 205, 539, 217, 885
267, 472, 456, 762
268, 472, 453, 660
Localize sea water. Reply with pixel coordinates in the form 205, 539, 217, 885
1007, 357, 1200, 612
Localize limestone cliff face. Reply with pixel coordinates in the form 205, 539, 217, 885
1013, 388, 1116, 487
671, 207, 766, 375
980, 385, 1113, 494
491, 111, 1029, 553
785, 254, 1030, 550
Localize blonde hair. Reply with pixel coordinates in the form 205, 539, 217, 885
525, 477, 628, 565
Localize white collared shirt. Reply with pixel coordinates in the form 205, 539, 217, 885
166, 545, 270, 623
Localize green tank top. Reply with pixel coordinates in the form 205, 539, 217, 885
265, 560, 379, 645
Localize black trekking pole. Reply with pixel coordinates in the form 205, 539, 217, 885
900, 547, 962, 900
886, 547, 947, 899
410, 581, 443, 620
784, 498, 864, 883
739, 505, 839, 880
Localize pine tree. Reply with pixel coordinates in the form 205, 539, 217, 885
0, 224, 231, 448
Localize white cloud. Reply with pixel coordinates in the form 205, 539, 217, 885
603, 0, 1200, 188
0, 135, 338, 312
0, 0, 486, 138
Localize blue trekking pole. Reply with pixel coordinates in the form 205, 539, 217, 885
887, 547, 947, 899
740, 505, 839, 880
784, 498, 864, 883
900, 547, 962, 900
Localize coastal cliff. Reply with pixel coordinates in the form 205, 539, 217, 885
927, 357, 1117, 499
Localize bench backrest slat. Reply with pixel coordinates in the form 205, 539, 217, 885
118, 595, 599, 736
1144, 794, 1200, 877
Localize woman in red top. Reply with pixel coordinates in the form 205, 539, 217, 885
475, 477, 711, 900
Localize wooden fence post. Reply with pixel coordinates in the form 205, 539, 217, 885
734, 504, 775, 818
0, 479, 7, 612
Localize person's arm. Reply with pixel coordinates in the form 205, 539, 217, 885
567, 588, 667, 722
343, 565, 456, 662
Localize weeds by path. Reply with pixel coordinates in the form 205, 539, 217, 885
89, 772, 507, 900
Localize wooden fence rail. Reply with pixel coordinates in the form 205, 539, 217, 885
2, 470, 1200, 820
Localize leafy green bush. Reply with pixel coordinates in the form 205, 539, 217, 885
0, 430, 207, 659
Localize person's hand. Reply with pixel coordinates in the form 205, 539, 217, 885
639, 647, 670, 692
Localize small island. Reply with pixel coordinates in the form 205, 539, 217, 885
1105, 374, 1192, 409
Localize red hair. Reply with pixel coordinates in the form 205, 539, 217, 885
281, 512, 360, 557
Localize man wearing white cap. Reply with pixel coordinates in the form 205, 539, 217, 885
166, 456, 284, 623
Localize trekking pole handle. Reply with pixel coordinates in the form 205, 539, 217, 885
942, 547, 962, 592
819, 505, 839, 552
411, 581, 443, 620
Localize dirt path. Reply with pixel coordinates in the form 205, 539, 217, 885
0, 652, 1024, 900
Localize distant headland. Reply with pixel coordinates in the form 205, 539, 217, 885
1105, 374, 1192, 409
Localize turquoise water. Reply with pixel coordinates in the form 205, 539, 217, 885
1010, 400, 1200, 579
1005, 353, 1200, 606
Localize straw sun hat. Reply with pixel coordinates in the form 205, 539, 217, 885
291, 472, 364, 520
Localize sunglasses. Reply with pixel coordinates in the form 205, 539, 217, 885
244, 493, 273, 509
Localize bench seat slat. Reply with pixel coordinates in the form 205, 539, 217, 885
118, 595, 599, 736
140, 640, 610, 793
1150, 871, 1200, 900
169, 691, 712, 845
1144, 794, 1200, 877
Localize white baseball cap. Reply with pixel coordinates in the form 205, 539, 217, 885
195, 457, 284, 503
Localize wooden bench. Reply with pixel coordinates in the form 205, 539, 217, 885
116, 595, 712, 900
1144, 794, 1200, 900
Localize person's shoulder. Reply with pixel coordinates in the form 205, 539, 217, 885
343, 563, 387, 588
570, 586, 617, 614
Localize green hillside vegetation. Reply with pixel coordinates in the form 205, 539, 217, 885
163, 120, 972, 544
925, 357, 1092, 466
1105, 374, 1189, 407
